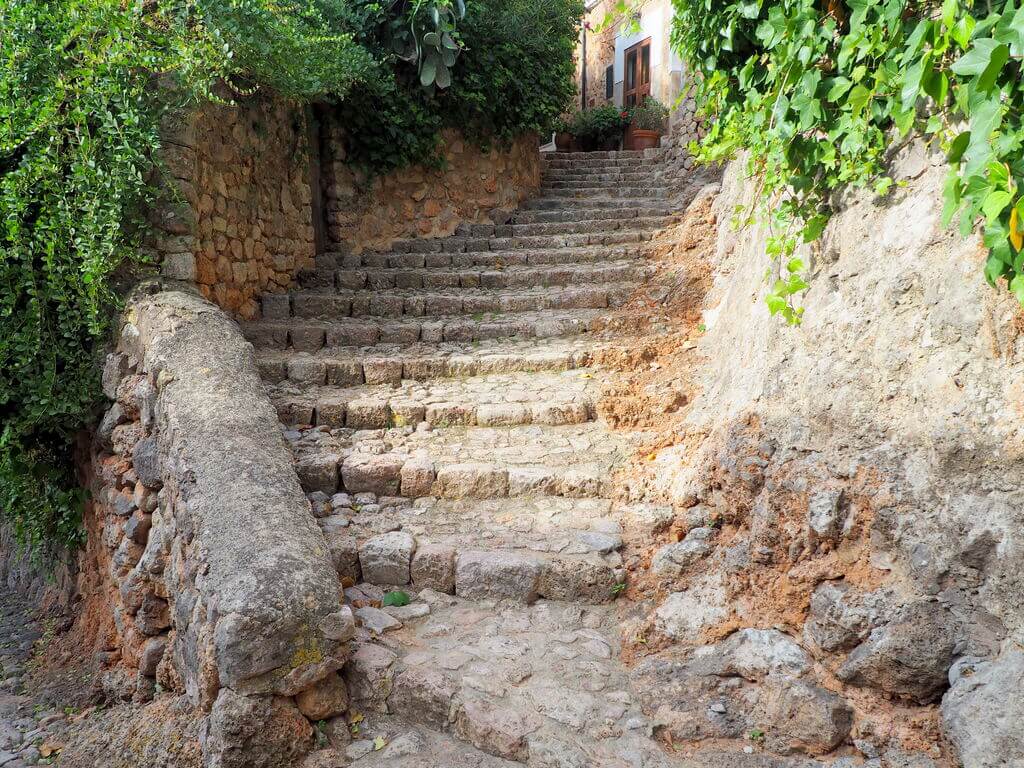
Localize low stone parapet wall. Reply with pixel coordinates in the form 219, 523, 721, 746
88, 289, 351, 767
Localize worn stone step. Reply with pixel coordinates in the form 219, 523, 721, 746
285, 421, 634, 501
521, 196, 673, 211
541, 167, 661, 180
255, 336, 638, 386
241, 309, 605, 352
364, 229, 657, 257
269, 368, 603, 429
274, 284, 634, 322
341, 598, 679, 766
324, 243, 653, 272
540, 178, 671, 193
319, 497, 627, 605
544, 149, 660, 160
542, 157, 664, 170
540, 186, 671, 199
510, 205, 674, 224
318, 260, 653, 294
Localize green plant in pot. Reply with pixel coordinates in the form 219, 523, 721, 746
626, 97, 669, 150
570, 104, 629, 151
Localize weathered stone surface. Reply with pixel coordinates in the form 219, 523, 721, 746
411, 543, 457, 593
355, 606, 402, 634
803, 582, 885, 652
342, 454, 403, 496
295, 674, 349, 722
941, 649, 1024, 768
204, 689, 314, 768
537, 555, 617, 603
761, 680, 853, 755
650, 538, 710, 577
123, 292, 345, 765
359, 532, 416, 585
454, 698, 534, 761
344, 644, 397, 713
455, 550, 543, 603
390, 667, 458, 729
692, 628, 812, 681
435, 464, 508, 499
654, 574, 729, 641
400, 457, 435, 498
131, 437, 162, 489
837, 601, 958, 703
807, 490, 844, 542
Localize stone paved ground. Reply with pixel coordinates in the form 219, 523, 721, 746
0, 591, 69, 767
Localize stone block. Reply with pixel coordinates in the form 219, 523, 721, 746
342, 454, 404, 496
362, 359, 403, 385
411, 543, 456, 593
345, 399, 390, 429
390, 667, 457, 729
435, 463, 508, 499
455, 550, 542, 603
400, 457, 436, 497
454, 699, 533, 761
296, 674, 349, 722
359, 531, 416, 585
476, 403, 531, 427
297, 453, 340, 494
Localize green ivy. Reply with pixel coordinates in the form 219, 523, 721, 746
0, 0, 581, 558
0, 0, 357, 556
670, 0, 1024, 321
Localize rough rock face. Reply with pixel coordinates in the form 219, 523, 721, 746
636, 143, 1024, 762
941, 648, 1024, 768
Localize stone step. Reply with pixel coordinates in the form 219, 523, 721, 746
241, 309, 605, 352
286, 421, 634, 501
540, 179, 673, 192
508, 215, 673, 235
541, 167, 661, 180
510, 205, 674, 224
319, 497, 627, 605
343, 229, 657, 259
272, 283, 635, 322
269, 367, 604, 429
544, 149, 660, 160
341, 597, 679, 766
255, 336, 638, 386
521, 196, 673, 211
542, 157, 664, 170
322, 260, 653, 293
323, 243, 653, 271
540, 186, 671, 199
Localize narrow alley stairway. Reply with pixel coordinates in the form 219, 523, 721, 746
239, 149, 704, 767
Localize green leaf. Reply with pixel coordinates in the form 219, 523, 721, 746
420, 55, 437, 86
382, 591, 411, 607
766, 294, 787, 315
1010, 274, 1024, 304
951, 38, 1003, 77
983, 190, 1013, 222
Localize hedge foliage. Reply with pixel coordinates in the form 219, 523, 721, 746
671, 0, 1024, 323
0, 0, 581, 556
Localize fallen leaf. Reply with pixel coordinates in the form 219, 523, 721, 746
349, 711, 364, 725
40, 743, 62, 757
373, 736, 388, 751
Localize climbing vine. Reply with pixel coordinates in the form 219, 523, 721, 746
668, 0, 1024, 322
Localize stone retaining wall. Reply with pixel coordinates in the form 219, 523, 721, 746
87, 289, 351, 767
155, 96, 317, 320
321, 126, 541, 253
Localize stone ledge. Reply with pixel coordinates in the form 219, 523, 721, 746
119, 290, 350, 767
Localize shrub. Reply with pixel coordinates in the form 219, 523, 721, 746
569, 104, 631, 150
628, 98, 669, 132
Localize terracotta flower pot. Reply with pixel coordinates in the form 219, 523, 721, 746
628, 128, 662, 151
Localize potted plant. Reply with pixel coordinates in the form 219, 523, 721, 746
570, 104, 629, 152
625, 97, 669, 151
553, 116, 574, 151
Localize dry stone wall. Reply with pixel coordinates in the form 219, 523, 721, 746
86, 289, 352, 767
155, 96, 317, 320
321, 126, 541, 254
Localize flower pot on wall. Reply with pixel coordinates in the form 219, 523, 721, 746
555, 132, 574, 151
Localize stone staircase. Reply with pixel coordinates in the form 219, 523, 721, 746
240, 150, 699, 765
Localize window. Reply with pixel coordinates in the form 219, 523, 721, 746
623, 38, 652, 107
605, 65, 614, 100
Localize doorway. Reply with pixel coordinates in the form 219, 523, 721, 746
623, 38, 652, 107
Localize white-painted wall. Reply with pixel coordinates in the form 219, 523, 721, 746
610, 1, 682, 107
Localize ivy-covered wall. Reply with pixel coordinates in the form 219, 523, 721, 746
154, 95, 317, 319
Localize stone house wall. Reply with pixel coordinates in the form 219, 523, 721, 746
321, 126, 541, 254
155, 95, 317, 320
